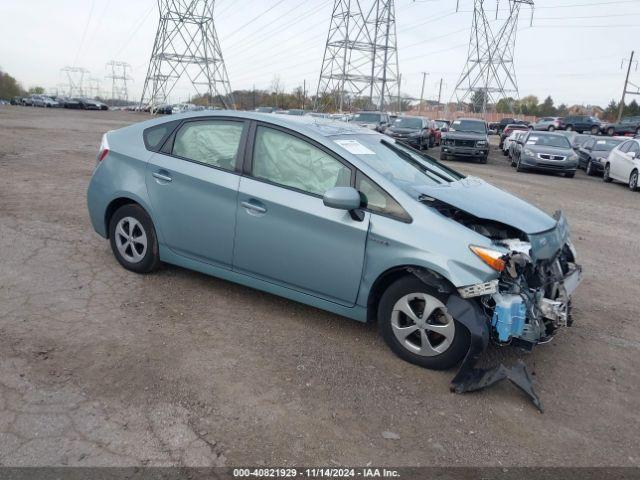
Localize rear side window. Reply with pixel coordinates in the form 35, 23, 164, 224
252, 126, 352, 196
356, 171, 410, 223
172, 120, 244, 171
143, 120, 180, 152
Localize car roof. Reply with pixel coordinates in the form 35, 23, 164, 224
528, 131, 566, 137
456, 117, 485, 122
139, 110, 377, 138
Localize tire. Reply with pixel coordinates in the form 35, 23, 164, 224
479, 156, 488, 164
502, 148, 508, 156
548, 126, 555, 132
629, 169, 639, 192
636, 127, 640, 135
108, 204, 161, 274
590, 126, 599, 135
566, 125, 573, 132
603, 164, 613, 183
586, 161, 595, 176
607, 127, 615, 136
378, 276, 470, 370
440, 152, 448, 161
565, 171, 575, 178
516, 156, 526, 172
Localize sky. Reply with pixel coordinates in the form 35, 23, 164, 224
1, 0, 639, 107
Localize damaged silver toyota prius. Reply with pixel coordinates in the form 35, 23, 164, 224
87, 112, 582, 410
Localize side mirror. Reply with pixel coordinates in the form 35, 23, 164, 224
630, 151, 637, 159
323, 187, 361, 211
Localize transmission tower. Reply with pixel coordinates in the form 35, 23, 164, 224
87, 78, 103, 99
61, 66, 90, 97
453, 0, 534, 115
106, 61, 133, 106
315, 0, 399, 112
140, 0, 235, 112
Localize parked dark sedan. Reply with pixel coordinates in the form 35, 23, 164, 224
512, 131, 579, 177
72, 97, 102, 110
10, 96, 23, 105
385, 116, 434, 150
58, 97, 82, 109
563, 115, 602, 134
577, 136, 626, 176
604, 116, 640, 136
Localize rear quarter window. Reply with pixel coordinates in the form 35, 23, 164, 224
143, 120, 181, 152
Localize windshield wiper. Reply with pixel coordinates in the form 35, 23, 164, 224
380, 139, 452, 183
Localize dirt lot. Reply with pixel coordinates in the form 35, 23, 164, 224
0, 106, 639, 467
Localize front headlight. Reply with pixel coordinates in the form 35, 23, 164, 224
476, 140, 487, 146
469, 245, 506, 272
523, 148, 535, 157
568, 154, 579, 161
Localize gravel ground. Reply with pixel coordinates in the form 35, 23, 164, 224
0, 106, 638, 467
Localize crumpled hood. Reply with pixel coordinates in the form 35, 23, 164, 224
411, 177, 557, 235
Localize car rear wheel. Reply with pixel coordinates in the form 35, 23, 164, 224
603, 164, 613, 183
566, 125, 573, 132
630, 170, 639, 192
378, 276, 470, 370
109, 204, 161, 274
548, 126, 555, 131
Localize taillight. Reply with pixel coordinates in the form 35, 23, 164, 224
97, 134, 110, 162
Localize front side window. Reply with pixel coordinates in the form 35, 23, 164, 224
252, 126, 351, 196
172, 120, 244, 171
627, 142, 640, 156
619, 141, 632, 153
356, 171, 410, 222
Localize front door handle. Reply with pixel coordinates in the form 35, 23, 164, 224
153, 171, 172, 183
241, 200, 267, 214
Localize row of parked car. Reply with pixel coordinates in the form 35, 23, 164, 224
10, 94, 109, 110
505, 115, 640, 136
502, 128, 640, 190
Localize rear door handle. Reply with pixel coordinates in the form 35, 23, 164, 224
241, 200, 267, 214
152, 171, 172, 183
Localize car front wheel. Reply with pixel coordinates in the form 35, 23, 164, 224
591, 126, 599, 135
548, 126, 555, 131
109, 204, 161, 274
378, 276, 470, 370
603, 164, 613, 183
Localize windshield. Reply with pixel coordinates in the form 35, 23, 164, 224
450, 120, 486, 134
393, 117, 422, 129
526, 134, 571, 148
572, 135, 590, 147
353, 113, 381, 123
434, 121, 449, 129
593, 139, 623, 151
334, 135, 464, 189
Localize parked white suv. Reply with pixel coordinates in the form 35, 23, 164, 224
603, 138, 640, 191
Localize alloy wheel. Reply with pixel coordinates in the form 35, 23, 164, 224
115, 216, 148, 263
390, 293, 455, 357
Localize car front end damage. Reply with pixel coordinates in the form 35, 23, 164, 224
415, 187, 582, 410
451, 212, 581, 411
